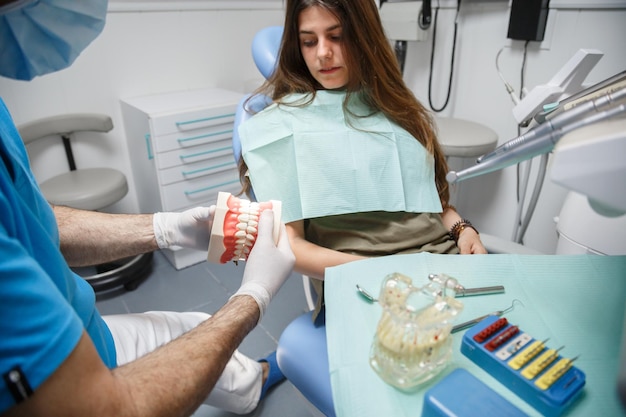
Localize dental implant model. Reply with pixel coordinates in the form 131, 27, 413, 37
369, 273, 463, 390
207, 192, 282, 264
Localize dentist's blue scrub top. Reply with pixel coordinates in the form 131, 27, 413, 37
0, 98, 116, 413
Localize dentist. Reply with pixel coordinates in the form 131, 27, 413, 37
0, 1, 295, 416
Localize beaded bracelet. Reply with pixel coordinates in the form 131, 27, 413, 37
449, 219, 479, 243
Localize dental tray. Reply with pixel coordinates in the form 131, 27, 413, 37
461, 315, 585, 417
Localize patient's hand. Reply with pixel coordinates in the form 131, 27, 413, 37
457, 229, 487, 254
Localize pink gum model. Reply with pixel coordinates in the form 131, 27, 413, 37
207, 192, 282, 264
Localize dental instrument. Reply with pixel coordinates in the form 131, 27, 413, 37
535, 355, 580, 390
427, 273, 505, 297
476, 83, 626, 165
447, 85, 626, 185
356, 284, 378, 303
509, 338, 550, 370
451, 299, 522, 334
357, 279, 504, 304
522, 346, 565, 380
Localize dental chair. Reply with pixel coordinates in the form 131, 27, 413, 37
230, 26, 335, 416
232, 26, 537, 417
19, 113, 153, 292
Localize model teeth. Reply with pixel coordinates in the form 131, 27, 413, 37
236, 233, 255, 241
232, 205, 263, 260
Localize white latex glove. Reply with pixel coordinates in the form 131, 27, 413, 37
153, 206, 216, 251
231, 210, 295, 320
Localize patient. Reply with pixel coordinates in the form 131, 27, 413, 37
237, 0, 487, 320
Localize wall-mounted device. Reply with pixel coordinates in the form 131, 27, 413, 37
379, 1, 429, 41
419, 0, 432, 30
379, 1, 430, 74
507, 0, 550, 42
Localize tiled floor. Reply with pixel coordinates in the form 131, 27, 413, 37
95, 250, 323, 417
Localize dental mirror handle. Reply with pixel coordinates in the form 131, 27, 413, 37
458, 285, 505, 297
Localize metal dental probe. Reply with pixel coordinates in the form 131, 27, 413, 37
451, 299, 523, 334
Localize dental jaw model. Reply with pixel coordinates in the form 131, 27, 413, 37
207, 192, 281, 264
369, 273, 463, 390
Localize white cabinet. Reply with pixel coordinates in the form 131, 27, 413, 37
121, 88, 244, 269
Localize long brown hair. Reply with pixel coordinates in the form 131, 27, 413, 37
239, 0, 450, 207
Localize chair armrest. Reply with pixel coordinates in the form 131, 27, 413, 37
481, 233, 544, 255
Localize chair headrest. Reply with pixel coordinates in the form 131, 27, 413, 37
252, 26, 283, 80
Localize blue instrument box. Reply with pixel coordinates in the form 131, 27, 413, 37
461, 315, 585, 417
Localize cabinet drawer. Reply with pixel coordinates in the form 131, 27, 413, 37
153, 124, 234, 154
158, 154, 237, 186
150, 105, 236, 137
160, 168, 241, 211
156, 138, 234, 170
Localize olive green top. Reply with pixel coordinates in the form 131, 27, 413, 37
305, 211, 458, 322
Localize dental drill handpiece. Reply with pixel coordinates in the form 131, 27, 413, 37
446, 100, 626, 184
476, 85, 626, 164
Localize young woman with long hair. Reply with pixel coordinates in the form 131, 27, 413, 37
237, 0, 486, 320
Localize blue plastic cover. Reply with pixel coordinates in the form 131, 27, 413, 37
422, 368, 527, 417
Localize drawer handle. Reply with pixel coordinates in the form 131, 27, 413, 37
184, 179, 240, 196
144, 133, 153, 160
175, 113, 236, 128
179, 146, 231, 161
181, 161, 235, 177
177, 129, 233, 144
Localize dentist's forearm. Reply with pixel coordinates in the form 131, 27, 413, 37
3, 295, 260, 417
53, 204, 157, 266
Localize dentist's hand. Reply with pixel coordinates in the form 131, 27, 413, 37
153, 206, 216, 251
232, 210, 295, 320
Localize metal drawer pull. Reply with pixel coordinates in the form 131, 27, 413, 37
175, 113, 235, 128
184, 179, 240, 195
181, 161, 235, 177
177, 129, 233, 144
179, 146, 231, 161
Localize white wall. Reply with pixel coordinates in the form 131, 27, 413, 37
0, 3, 284, 214
1, 1, 624, 253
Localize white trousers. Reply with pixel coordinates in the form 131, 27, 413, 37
103, 311, 262, 415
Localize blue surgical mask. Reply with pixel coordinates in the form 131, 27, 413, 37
0, 0, 108, 81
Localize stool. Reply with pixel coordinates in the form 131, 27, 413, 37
19, 113, 153, 292
435, 117, 498, 159
434, 116, 498, 210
